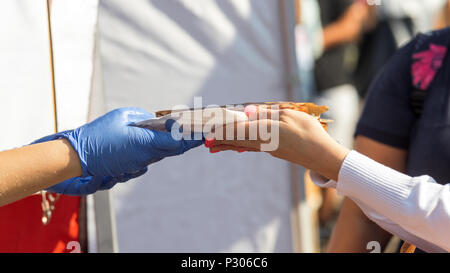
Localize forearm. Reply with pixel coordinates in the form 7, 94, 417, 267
321, 1, 375, 52
317, 157, 393, 253
322, 22, 356, 51
302, 137, 349, 182
327, 198, 392, 252
0, 139, 82, 206
327, 137, 408, 252
304, 140, 392, 252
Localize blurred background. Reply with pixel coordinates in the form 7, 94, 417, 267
0, 0, 449, 253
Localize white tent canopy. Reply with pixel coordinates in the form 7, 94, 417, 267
0, 0, 98, 150
98, 0, 302, 252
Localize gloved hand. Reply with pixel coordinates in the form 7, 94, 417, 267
33, 107, 203, 195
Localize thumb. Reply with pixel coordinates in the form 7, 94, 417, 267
181, 139, 204, 152
151, 131, 203, 156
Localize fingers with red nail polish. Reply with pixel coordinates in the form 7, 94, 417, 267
244, 105, 257, 117
204, 138, 215, 148
209, 144, 259, 154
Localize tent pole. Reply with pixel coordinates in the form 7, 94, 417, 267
278, 0, 315, 253
46, 0, 58, 132
89, 26, 119, 253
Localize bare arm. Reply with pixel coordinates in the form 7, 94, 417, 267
295, 0, 301, 25
0, 139, 82, 206
322, 2, 377, 51
327, 135, 408, 252
434, 0, 450, 29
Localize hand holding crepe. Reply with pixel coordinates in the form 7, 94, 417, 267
208, 103, 348, 181
134, 102, 331, 134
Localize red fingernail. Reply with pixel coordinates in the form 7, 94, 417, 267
205, 139, 215, 148
244, 105, 257, 117
238, 150, 246, 153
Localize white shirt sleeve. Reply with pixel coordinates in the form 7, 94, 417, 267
310, 150, 450, 253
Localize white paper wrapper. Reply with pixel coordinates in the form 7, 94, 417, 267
134, 108, 249, 134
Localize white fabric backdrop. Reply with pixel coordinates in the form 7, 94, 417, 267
0, 0, 97, 252
0, 1, 54, 150
0, 0, 97, 150
98, 0, 294, 252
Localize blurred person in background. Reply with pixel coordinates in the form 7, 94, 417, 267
435, 0, 450, 29
295, 0, 377, 234
314, 0, 376, 149
294, 0, 323, 101
327, 20, 450, 253
296, 0, 449, 251
355, 0, 449, 99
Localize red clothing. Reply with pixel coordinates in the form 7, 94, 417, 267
0, 195, 80, 253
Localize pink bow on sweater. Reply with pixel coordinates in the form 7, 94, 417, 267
412, 43, 447, 90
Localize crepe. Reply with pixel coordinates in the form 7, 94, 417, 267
279, 102, 330, 131
154, 102, 330, 131
249, 102, 330, 131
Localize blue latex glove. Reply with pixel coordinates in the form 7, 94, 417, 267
33, 107, 203, 195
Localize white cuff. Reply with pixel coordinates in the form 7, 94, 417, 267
336, 150, 413, 211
